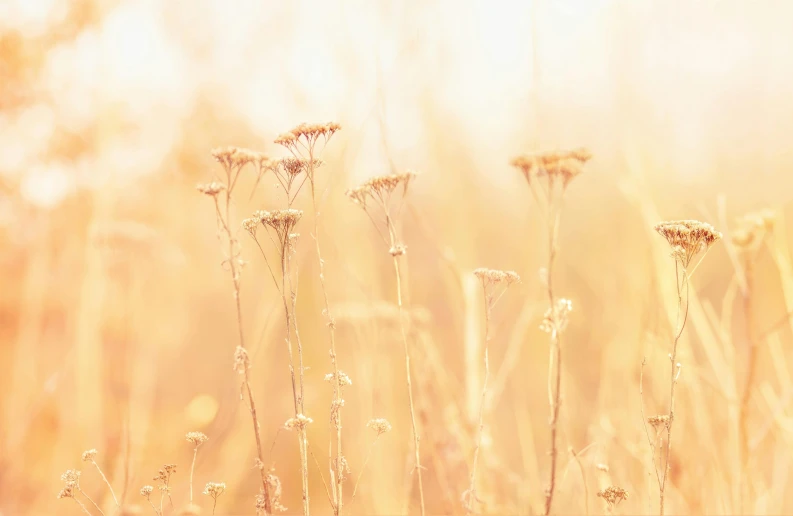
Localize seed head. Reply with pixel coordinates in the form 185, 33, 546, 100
511, 148, 591, 187
81, 449, 98, 462
284, 414, 313, 430
346, 171, 417, 208
473, 268, 521, 286
186, 431, 209, 447
647, 414, 671, 429
234, 346, 250, 374
366, 418, 393, 436
324, 370, 352, 387
196, 182, 226, 197
203, 482, 226, 499
140, 485, 154, 499
61, 469, 81, 485
597, 486, 628, 509
540, 298, 573, 334
654, 219, 722, 267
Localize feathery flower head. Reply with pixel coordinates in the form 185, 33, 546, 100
196, 182, 226, 197
186, 432, 209, 446
654, 219, 722, 267
81, 449, 98, 462
367, 418, 393, 436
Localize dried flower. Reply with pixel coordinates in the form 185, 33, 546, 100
61, 469, 81, 485
140, 485, 154, 499
597, 485, 628, 509
389, 244, 407, 257
473, 268, 521, 285
257, 470, 288, 513
203, 482, 226, 499
324, 370, 352, 386
284, 414, 313, 430
540, 298, 573, 334
196, 182, 226, 197
81, 449, 98, 462
346, 171, 417, 208
511, 148, 592, 188
186, 431, 209, 447
366, 418, 393, 436
211, 147, 260, 170
234, 345, 250, 374
58, 485, 75, 499
275, 122, 341, 151
654, 219, 722, 267
647, 414, 671, 429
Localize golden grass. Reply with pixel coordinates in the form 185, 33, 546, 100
3, 3, 793, 515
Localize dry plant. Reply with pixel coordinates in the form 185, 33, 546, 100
244, 205, 311, 516
186, 431, 209, 505
203, 481, 227, 515
732, 209, 775, 502
642, 219, 722, 515
510, 148, 592, 514
197, 146, 275, 514
597, 485, 628, 512
346, 170, 426, 515
350, 419, 393, 505
275, 122, 350, 516
462, 268, 520, 514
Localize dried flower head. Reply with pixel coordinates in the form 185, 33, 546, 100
203, 482, 226, 499
647, 414, 671, 429
140, 485, 154, 499
257, 470, 288, 513
242, 217, 259, 237
58, 485, 75, 499
597, 485, 628, 509
186, 431, 209, 447
257, 209, 303, 244
346, 171, 417, 208
654, 219, 722, 267
511, 148, 592, 188
61, 469, 81, 485
234, 346, 250, 374
389, 244, 407, 257
367, 418, 393, 436
324, 370, 353, 387
284, 414, 313, 430
81, 449, 98, 462
196, 182, 226, 197
211, 147, 260, 170
540, 298, 573, 334
473, 268, 521, 285
275, 122, 341, 149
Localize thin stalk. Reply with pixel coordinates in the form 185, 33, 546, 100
350, 436, 381, 506
466, 282, 492, 514
71, 497, 93, 516
659, 264, 690, 515
738, 254, 757, 509
189, 447, 198, 504
77, 487, 104, 516
307, 152, 345, 516
218, 183, 272, 514
89, 460, 119, 509
544, 210, 562, 516
392, 254, 426, 516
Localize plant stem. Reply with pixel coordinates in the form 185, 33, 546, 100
189, 447, 198, 504
219, 183, 272, 514
544, 211, 561, 516
307, 154, 345, 516
77, 487, 104, 516
467, 283, 492, 514
90, 460, 120, 509
71, 497, 93, 516
350, 436, 381, 506
659, 263, 690, 515
392, 255, 426, 516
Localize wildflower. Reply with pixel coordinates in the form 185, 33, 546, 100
186, 432, 209, 447
203, 482, 226, 499
540, 298, 573, 334
366, 418, 393, 436
140, 486, 154, 499
654, 219, 722, 268
597, 485, 628, 509
196, 182, 226, 197
284, 414, 313, 430
81, 449, 98, 462
473, 268, 521, 285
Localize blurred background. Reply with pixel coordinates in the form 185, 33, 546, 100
2, 0, 793, 514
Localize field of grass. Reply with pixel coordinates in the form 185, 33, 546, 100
2, 1, 793, 515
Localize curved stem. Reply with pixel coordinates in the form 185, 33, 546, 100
90, 460, 119, 508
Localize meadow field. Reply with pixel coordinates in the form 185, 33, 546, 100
2, 1, 793, 514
